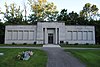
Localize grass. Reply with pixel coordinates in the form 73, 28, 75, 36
0, 48, 47, 67
0, 44, 43, 47
65, 49, 100, 67
60, 44, 100, 48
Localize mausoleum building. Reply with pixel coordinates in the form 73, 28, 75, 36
5, 22, 95, 44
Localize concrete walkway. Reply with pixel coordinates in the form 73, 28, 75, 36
43, 47, 86, 67
43, 44, 61, 47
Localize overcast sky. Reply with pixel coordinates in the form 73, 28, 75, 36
0, 0, 100, 21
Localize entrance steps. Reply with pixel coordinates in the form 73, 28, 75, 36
43, 44, 61, 47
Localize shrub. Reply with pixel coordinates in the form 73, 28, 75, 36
34, 42, 36, 44
74, 43, 79, 45
12, 42, 16, 45
23, 43, 27, 45
60, 41, 64, 44
85, 43, 89, 45
66, 42, 68, 44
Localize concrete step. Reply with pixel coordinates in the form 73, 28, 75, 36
43, 44, 61, 47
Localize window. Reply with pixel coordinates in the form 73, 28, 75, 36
29, 30, 34, 40
67, 31, 72, 40
73, 31, 77, 40
88, 31, 93, 40
7, 30, 12, 40
83, 31, 87, 40
12, 30, 18, 40
18, 30, 23, 40
23, 30, 29, 40
78, 31, 82, 40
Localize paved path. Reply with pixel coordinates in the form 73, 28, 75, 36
43, 47, 86, 67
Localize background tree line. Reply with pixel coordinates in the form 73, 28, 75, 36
0, 0, 100, 44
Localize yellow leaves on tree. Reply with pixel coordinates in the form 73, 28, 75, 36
28, 0, 58, 21
38, 0, 47, 3
80, 3, 99, 20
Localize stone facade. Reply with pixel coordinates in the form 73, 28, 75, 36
5, 22, 95, 44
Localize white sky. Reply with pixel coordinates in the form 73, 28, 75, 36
0, 0, 100, 21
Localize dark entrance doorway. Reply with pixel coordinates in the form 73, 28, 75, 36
48, 33, 53, 44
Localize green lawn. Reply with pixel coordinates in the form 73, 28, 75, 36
0, 44, 43, 47
0, 48, 47, 67
65, 49, 100, 67
61, 44, 100, 48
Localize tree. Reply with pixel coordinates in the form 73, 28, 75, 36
28, 0, 58, 24
0, 22, 5, 44
1, 3, 27, 25
67, 11, 79, 24
57, 9, 68, 22
57, 9, 80, 25
80, 3, 99, 20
